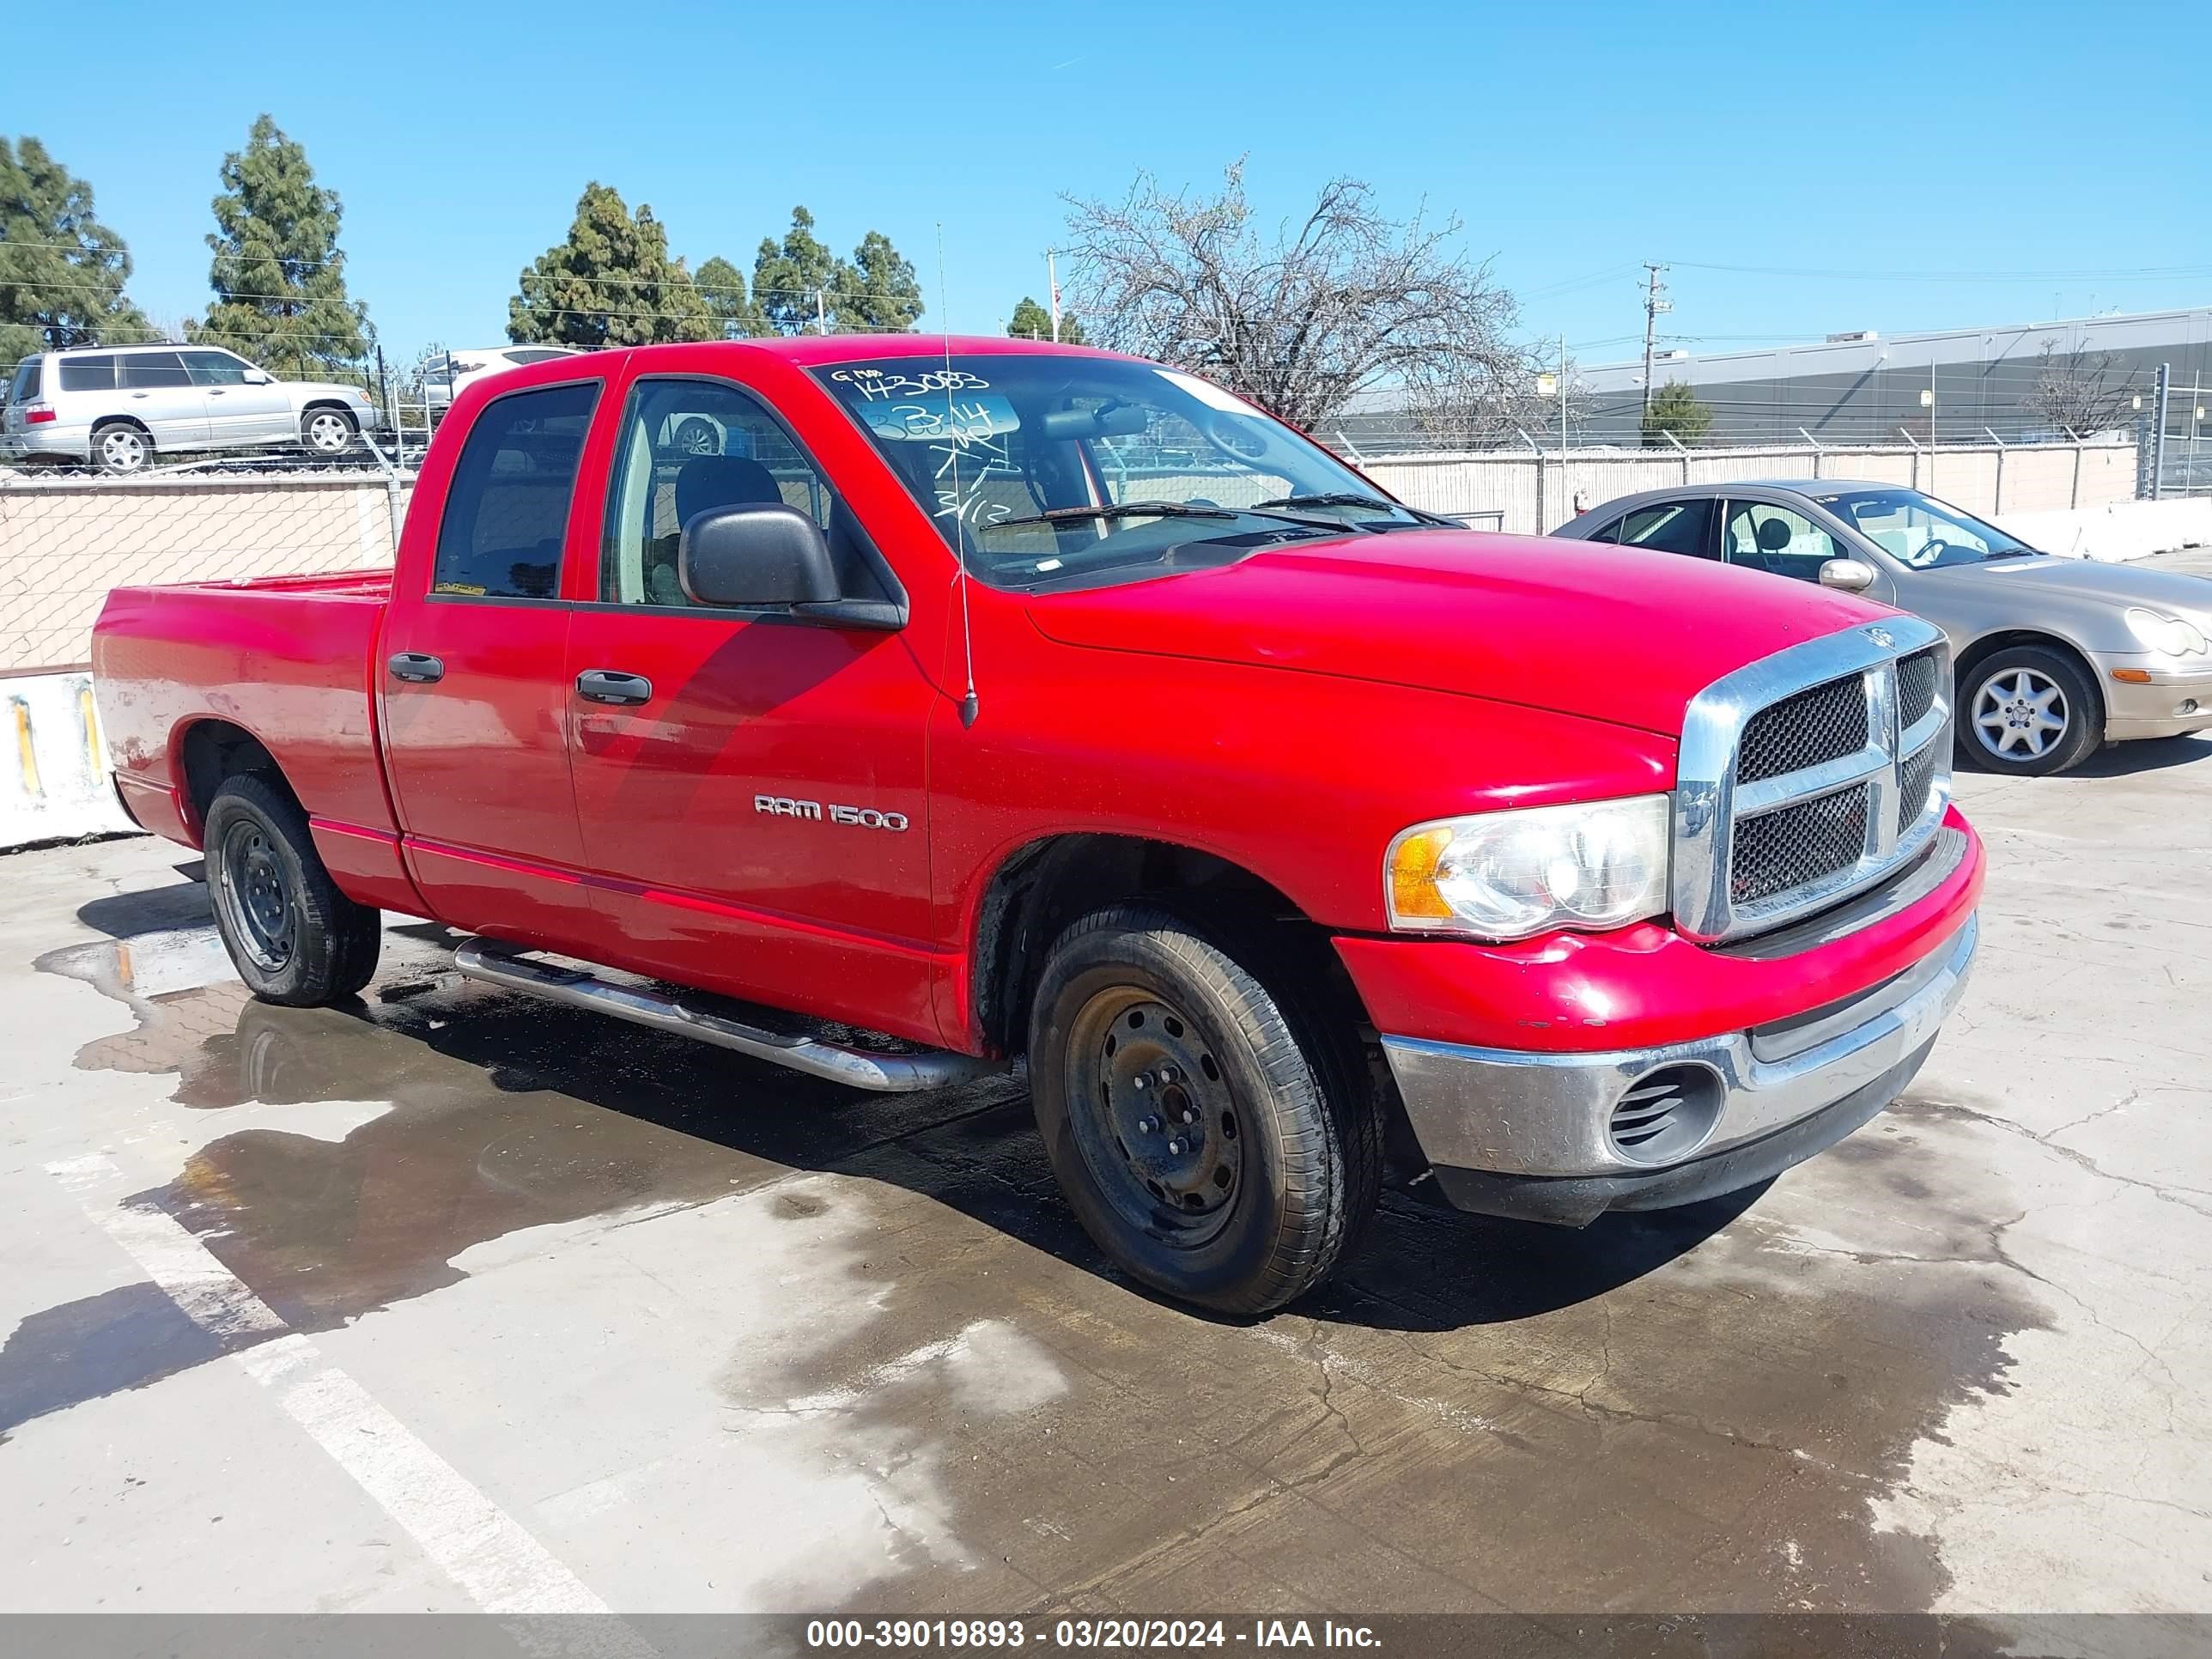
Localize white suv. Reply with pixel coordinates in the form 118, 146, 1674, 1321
1, 344, 386, 474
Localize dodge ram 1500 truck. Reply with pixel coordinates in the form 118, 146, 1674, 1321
93, 337, 1984, 1313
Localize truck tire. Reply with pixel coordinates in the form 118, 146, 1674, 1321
1028, 902, 1381, 1316
1956, 644, 2101, 776
203, 774, 381, 1006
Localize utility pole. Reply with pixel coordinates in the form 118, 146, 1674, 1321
1047, 250, 1061, 344
816, 287, 829, 336
1640, 264, 1671, 424
2150, 362, 2172, 500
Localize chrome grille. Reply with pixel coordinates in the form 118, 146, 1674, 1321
1731, 785, 1872, 905
1737, 676, 1869, 784
1898, 649, 1940, 729
1674, 618, 1954, 943
1898, 740, 1940, 824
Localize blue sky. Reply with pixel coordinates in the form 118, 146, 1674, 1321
15, 0, 2210, 368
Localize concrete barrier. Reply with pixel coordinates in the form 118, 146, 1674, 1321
1, 668, 137, 849
1993, 498, 2212, 563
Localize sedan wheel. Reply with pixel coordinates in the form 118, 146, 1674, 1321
1957, 645, 2101, 776
1973, 667, 2069, 761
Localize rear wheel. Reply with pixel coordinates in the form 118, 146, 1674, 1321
93, 422, 153, 476
204, 774, 381, 1006
1028, 902, 1380, 1316
1958, 645, 2101, 775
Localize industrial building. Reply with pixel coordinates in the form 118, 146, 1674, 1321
1574, 303, 2212, 447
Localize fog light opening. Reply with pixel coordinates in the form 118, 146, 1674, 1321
1607, 1064, 1724, 1167
2177, 699, 2200, 718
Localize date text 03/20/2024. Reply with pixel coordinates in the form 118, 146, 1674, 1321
804, 1619, 1382, 1649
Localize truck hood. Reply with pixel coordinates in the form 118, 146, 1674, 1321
1025, 532, 1894, 737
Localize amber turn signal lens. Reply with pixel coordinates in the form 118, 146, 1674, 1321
2110, 668, 2153, 684
1387, 826, 1455, 921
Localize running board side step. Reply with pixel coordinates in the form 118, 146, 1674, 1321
452, 939, 1009, 1093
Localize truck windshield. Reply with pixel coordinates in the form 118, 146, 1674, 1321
811, 354, 1430, 590
1814, 486, 2038, 568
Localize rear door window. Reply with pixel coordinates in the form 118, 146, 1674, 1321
119, 351, 191, 389
432, 381, 600, 599
59, 355, 119, 392
1614, 500, 1717, 558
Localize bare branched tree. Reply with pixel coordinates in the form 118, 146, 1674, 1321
1061, 161, 1528, 434
2024, 343, 2139, 436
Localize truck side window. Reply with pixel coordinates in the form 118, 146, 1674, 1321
599, 378, 834, 608
432, 382, 599, 599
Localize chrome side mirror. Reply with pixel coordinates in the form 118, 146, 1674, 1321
1819, 557, 1877, 592
241, 368, 272, 385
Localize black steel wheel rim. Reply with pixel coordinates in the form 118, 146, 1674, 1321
217, 821, 295, 973
1064, 986, 1244, 1249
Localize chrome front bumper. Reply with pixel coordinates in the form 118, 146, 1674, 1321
1382, 915, 1977, 1203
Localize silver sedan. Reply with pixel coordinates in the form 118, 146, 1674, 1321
1553, 480, 2212, 776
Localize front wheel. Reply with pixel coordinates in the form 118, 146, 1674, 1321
301, 407, 360, 459
1028, 903, 1381, 1316
204, 774, 382, 1006
1958, 645, 2101, 775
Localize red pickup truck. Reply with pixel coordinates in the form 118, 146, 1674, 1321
94, 337, 1983, 1313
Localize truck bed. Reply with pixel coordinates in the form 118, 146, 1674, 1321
92, 568, 398, 854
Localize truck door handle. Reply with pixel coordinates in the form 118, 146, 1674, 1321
386, 652, 444, 684
575, 669, 653, 706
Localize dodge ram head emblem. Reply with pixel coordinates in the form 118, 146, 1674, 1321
1864, 625, 1895, 648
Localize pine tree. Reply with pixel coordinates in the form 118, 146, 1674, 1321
1006, 295, 1083, 343
507, 183, 716, 348
191, 115, 368, 381
752, 210, 925, 335
751, 207, 843, 335
1641, 380, 1715, 447
1, 136, 151, 364
693, 255, 764, 338
837, 231, 923, 332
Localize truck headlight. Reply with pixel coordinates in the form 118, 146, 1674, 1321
2126, 607, 2209, 657
1385, 795, 1671, 941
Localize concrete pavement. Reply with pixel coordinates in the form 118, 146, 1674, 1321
2, 735, 2208, 1626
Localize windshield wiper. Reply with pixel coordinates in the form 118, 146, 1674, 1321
1256, 492, 1399, 514
996, 500, 1370, 534
1255, 493, 1457, 528
996, 501, 1235, 529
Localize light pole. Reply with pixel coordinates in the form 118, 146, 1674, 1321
1919, 386, 1936, 494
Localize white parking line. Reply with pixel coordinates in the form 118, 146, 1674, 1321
46, 1152, 645, 1637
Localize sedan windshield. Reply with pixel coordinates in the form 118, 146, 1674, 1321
811, 355, 1431, 590
1814, 487, 2037, 569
